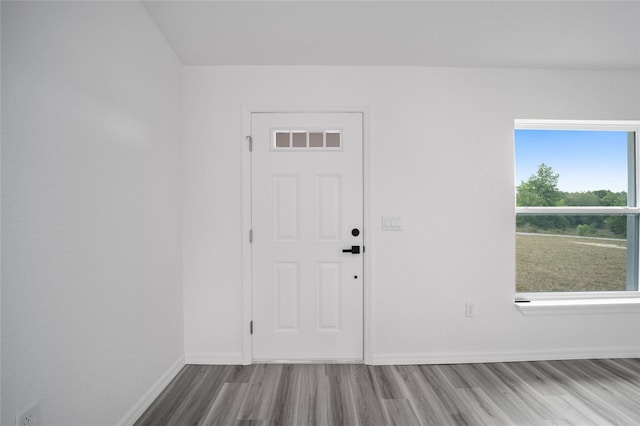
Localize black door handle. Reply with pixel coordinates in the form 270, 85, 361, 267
342, 245, 361, 254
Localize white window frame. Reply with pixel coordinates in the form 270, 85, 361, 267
514, 120, 640, 314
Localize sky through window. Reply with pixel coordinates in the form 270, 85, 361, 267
515, 130, 628, 193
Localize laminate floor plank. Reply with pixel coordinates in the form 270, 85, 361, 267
617, 357, 640, 374
311, 365, 332, 425
561, 359, 640, 411
436, 364, 488, 423
166, 365, 228, 426
135, 358, 640, 426
564, 391, 623, 426
488, 362, 563, 423
369, 365, 406, 400
326, 365, 359, 426
269, 364, 298, 425
291, 364, 323, 425
443, 365, 477, 390
157, 365, 216, 426
401, 365, 457, 426
454, 387, 515, 426
350, 365, 389, 426
224, 364, 256, 384
381, 399, 421, 426
236, 364, 283, 422
502, 362, 566, 396
135, 365, 199, 426
234, 420, 265, 426
201, 383, 250, 426
417, 364, 473, 424
592, 359, 640, 386
548, 360, 640, 424
535, 361, 639, 426
457, 364, 543, 426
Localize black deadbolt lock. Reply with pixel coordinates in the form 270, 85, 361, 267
351, 228, 360, 237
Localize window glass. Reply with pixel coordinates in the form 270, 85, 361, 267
515, 127, 638, 293
273, 130, 342, 150
515, 130, 629, 207
309, 132, 324, 147
275, 132, 290, 148
516, 215, 628, 292
292, 132, 307, 148
325, 132, 341, 148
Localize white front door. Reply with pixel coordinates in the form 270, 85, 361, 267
251, 112, 364, 361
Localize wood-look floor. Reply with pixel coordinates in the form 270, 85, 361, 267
135, 358, 640, 426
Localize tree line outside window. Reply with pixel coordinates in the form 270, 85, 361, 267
516, 163, 627, 238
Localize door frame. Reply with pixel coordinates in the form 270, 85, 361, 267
241, 106, 372, 365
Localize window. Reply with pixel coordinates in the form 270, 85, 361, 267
273, 130, 341, 150
514, 120, 640, 298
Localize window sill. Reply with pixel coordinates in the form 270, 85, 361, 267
515, 297, 640, 315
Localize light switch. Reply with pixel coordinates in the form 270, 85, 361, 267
382, 216, 403, 231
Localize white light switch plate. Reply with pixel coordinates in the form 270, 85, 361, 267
382, 216, 402, 230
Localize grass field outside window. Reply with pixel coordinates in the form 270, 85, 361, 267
516, 232, 626, 293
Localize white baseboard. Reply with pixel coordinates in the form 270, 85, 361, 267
369, 347, 640, 365
185, 352, 244, 365
117, 355, 185, 426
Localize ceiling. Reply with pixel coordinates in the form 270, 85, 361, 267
142, 0, 640, 70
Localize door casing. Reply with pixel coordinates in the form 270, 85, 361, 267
241, 107, 372, 365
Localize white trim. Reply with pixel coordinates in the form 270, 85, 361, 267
515, 298, 640, 315
117, 355, 185, 426
240, 105, 371, 115
515, 119, 640, 132
184, 352, 245, 365
370, 347, 640, 366
242, 106, 371, 364
362, 108, 373, 365
253, 358, 365, 364
516, 290, 639, 301
241, 107, 253, 365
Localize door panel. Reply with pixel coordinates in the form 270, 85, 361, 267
274, 262, 299, 330
252, 112, 363, 361
316, 261, 343, 330
272, 175, 299, 242
315, 175, 342, 241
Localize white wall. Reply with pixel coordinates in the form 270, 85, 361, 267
1, 2, 183, 425
182, 66, 640, 364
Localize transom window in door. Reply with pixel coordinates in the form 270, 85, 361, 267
273, 130, 342, 150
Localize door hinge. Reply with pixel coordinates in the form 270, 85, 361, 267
249, 229, 253, 243
246, 135, 253, 152
250, 320, 253, 334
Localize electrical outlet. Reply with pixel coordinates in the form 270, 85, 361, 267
465, 302, 476, 317
16, 401, 39, 426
